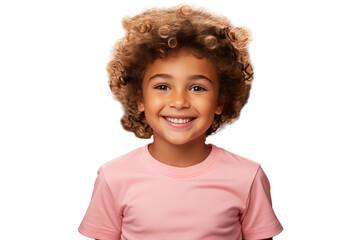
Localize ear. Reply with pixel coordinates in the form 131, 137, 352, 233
215, 97, 224, 115
136, 93, 145, 112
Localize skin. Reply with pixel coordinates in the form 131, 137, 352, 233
137, 49, 224, 167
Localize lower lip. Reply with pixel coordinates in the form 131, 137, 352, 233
162, 117, 196, 129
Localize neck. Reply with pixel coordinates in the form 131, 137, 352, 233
149, 135, 211, 168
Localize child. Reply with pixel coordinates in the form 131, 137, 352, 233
79, 5, 283, 240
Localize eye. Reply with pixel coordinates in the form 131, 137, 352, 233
154, 84, 170, 91
190, 85, 207, 92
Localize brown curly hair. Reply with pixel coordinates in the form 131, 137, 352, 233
107, 5, 254, 139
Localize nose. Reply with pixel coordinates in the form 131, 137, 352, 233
169, 89, 190, 109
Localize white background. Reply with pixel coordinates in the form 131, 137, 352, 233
0, 0, 359, 239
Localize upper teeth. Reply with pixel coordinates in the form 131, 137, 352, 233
165, 117, 192, 123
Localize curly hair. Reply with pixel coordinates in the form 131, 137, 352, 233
107, 5, 254, 138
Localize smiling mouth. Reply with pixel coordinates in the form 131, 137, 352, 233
163, 117, 195, 124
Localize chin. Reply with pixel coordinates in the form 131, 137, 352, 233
164, 138, 191, 146
163, 134, 205, 146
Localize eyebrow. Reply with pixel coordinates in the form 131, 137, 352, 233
149, 74, 213, 83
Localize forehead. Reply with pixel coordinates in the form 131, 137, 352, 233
143, 50, 218, 82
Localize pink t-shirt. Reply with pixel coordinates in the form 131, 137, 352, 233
79, 144, 283, 240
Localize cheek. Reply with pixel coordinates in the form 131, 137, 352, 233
144, 93, 164, 113
192, 95, 218, 114
152, 96, 165, 106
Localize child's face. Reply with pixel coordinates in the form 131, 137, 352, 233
137, 49, 224, 146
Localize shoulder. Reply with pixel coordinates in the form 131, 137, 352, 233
210, 145, 264, 186
215, 145, 261, 173
97, 145, 145, 184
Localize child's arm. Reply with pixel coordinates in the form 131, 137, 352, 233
79, 168, 122, 239
241, 166, 283, 239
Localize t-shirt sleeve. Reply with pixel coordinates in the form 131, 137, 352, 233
240, 166, 283, 240
78, 168, 122, 240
